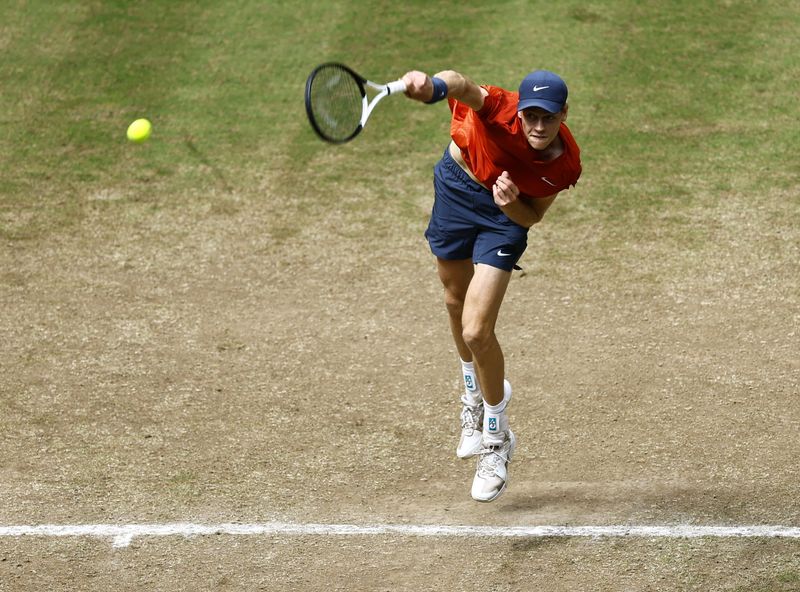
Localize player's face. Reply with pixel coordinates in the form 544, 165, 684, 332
518, 107, 567, 151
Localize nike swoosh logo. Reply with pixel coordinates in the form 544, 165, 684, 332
532, 85, 550, 92
541, 176, 557, 186
497, 250, 513, 257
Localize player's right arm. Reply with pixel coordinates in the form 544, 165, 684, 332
402, 70, 487, 110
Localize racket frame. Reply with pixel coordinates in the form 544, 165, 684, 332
305, 62, 406, 144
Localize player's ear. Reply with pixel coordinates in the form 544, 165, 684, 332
561, 104, 569, 121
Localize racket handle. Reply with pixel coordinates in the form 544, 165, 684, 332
386, 79, 407, 95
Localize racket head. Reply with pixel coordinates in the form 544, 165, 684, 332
305, 62, 367, 144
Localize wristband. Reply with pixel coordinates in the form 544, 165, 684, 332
425, 77, 448, 104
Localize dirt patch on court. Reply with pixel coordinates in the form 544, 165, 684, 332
1, 179, 799, 589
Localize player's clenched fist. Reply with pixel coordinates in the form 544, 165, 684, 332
492, 171, 520, 207
402, 71, 434, 102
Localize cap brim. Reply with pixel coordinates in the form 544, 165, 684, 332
517, 98, 563, 113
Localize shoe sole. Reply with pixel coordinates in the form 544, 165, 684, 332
474, 481, 507, 503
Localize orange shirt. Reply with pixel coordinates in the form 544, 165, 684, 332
449, 85, 582, 199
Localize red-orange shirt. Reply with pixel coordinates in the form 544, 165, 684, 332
449, 85, 582, 199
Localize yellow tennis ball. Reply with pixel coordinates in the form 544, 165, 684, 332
127, 118, 152, 143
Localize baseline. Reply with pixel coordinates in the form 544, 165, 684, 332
1, 522, 800, 549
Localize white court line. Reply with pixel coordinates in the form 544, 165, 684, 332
1, 522, 800, 548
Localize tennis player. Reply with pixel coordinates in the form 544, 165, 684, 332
401, 68, 582, 502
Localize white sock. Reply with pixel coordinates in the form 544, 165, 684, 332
460, 358, 481, 404
483, 390, 510, 440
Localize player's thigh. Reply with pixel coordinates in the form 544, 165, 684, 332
462, 263, 512, 332
436, 257, 473, 303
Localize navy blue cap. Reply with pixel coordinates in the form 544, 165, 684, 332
517, 70, 568, 113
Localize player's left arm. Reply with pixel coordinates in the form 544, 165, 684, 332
492, 171, 556, 228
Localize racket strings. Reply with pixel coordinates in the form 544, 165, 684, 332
308, 65, 363, 142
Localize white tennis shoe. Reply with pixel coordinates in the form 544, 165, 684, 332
457, 395, 484, 459
471, 428, 516, 503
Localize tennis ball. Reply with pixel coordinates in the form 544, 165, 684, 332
127, 118, 152, 143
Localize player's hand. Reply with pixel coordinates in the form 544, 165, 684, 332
402, 70, 434, 102
493, 171, 520, 207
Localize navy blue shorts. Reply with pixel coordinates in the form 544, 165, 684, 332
425, 148, 528, 272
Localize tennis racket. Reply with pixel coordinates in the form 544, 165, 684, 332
304, 62, 407, 144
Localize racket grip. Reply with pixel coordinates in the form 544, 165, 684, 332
386, 79, 407, 95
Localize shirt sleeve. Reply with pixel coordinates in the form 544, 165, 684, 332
475, 86, 509, 123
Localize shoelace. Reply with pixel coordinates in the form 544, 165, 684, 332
476, 444, 508, 478
460, 400, 482, 432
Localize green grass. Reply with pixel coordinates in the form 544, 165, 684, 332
733, 568, 800, 592
777, 570, 800, 584
0, 0, 797, 242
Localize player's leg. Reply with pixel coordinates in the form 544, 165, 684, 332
435, 256, 486, 458
435, 257, 473, 362
461, 263, 511, 406
462, 263, 516, 502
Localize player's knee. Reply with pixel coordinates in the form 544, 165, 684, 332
444, 292, 464, 319
462, 323, 492, 354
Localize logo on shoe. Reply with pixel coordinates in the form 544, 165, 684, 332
488, 417, 498, 432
